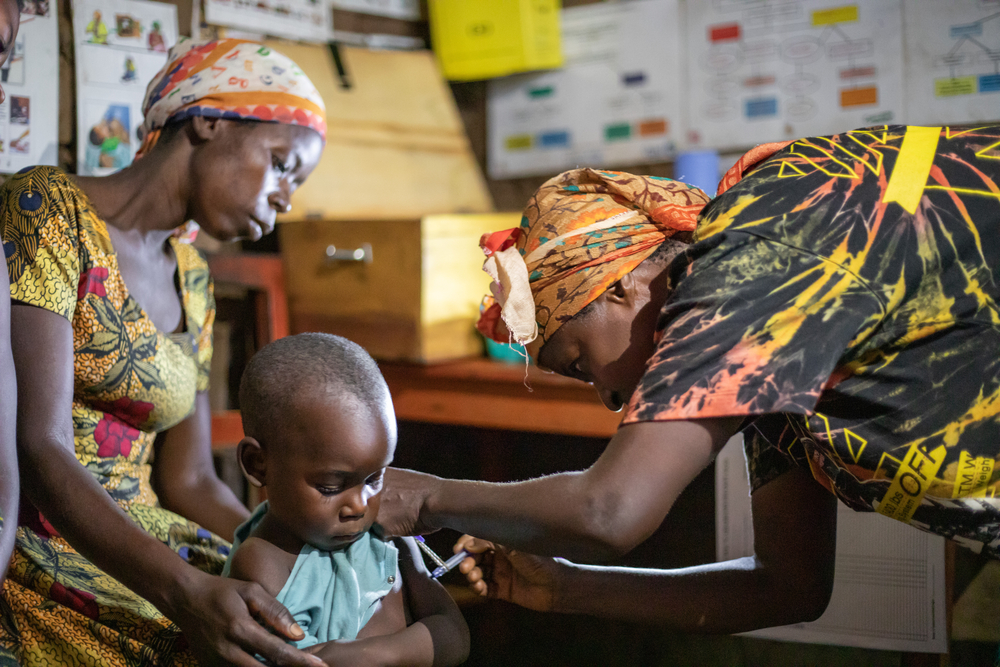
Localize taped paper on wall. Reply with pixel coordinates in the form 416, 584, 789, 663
73, 0, 177, 176
0, 2, 58, 172
685, 0, 905, 151
903, 0, 1000, 125
204, 0, 331, 43
488, 0, 682, 179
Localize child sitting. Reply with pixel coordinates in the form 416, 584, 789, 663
223, 333, 470, 666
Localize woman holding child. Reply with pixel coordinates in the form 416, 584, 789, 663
383, 125, 1000, 631
1, 38, 327, 666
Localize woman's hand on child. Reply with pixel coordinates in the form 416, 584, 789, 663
454, 535, 563, 613
171, 571, 325, 667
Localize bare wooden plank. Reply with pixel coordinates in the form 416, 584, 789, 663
391, 389, 620, 438
267, 43, 494, 220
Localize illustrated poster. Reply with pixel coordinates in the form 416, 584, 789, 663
0, 0, 58, 172
685, 0, 904, 151
204, 0, 331, 43
717, 436, 948, 653
904, 0, 1000, 125
488, 0, 683, 179
73, 0, 177, 176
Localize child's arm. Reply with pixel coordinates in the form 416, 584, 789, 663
225, 536, 294, 598
307, 536, 470, 667
396, 535, 471, 665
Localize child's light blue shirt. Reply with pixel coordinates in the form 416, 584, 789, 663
222, 501, 399, 649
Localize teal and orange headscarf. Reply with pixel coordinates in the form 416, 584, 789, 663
138, 38, 327, 157
477, 168, 711, 358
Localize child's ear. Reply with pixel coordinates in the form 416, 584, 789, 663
237, 437, 266, 488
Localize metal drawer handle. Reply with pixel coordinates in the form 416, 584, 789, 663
324, 243, 373, 264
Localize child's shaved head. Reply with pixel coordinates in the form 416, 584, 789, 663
239, 333, 391, 444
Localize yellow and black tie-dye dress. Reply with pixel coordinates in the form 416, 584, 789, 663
624, 125, 1000, 558
0, 166, 231, 665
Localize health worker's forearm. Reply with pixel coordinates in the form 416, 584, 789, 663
425, 420, 733, 562
426, 473, 622, 561
555, 556, 830, 633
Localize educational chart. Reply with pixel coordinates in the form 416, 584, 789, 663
904, 0, 1000, 125
204, 0, 331, 43
331, 0, 419, 21
716, 437, 948, 653
0, 0, 59, 171
73, 0, 177, 176
488, 0, 683, 179
685, 0, 904, 151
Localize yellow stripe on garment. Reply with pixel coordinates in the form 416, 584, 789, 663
882, 126, 941, 214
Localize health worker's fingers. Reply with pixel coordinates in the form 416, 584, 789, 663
455, 534, 493, 554
458, 556, 479, 575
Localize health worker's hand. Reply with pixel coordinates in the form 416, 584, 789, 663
379, 468, 443, 538
171, 570, 325, 667
454, 534, 562, 613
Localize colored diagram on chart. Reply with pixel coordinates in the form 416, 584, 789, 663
904, 0, 1000, 125
488, 0, 683, 179
685, 0, 903, 151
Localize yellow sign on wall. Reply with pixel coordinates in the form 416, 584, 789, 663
428, 0, 563, 81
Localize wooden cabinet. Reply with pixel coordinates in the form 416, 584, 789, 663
280, 213, 520, 362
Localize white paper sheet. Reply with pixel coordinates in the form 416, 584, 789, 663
0, 1, 58, 172
204, 0, 331, 43
904, 0, 1000, 125
716, 435, 948, 653
685, 0, 904, 151
73, 0, 177, 176
331, 0, 419, 21
487, 0, 683, 179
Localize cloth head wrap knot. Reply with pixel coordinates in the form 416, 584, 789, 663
476, 168, 710, 359
138, 38, 327, 157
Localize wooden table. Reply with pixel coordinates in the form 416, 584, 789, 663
380, 358, 621, 438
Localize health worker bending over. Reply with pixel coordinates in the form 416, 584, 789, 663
2, 39, 326, 666
382, 125, 1000, 631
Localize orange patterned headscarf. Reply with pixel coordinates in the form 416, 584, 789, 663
477, 168, 710, 358
138, 38, 327, 157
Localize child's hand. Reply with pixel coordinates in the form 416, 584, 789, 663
453, 535, 562, 613
303, 638, 385, 667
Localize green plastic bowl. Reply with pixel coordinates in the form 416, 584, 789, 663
484, 338, 529, 364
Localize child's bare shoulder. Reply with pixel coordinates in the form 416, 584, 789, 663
227, 536, 294, 598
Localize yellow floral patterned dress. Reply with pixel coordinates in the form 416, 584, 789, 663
0, 166, 231, 666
